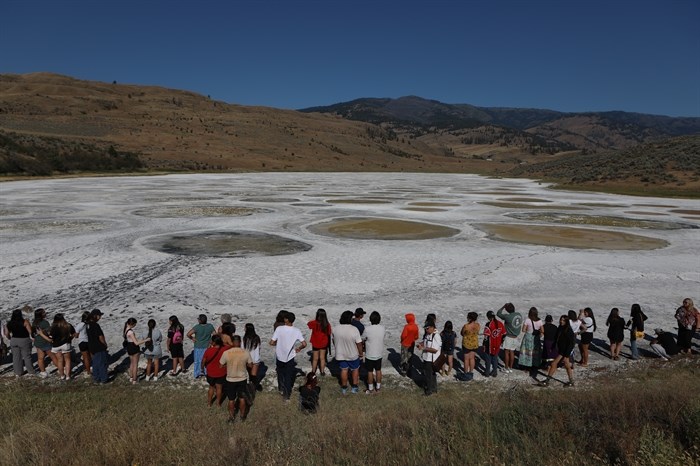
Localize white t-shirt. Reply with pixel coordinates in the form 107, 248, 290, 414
363, 324, 385, 360
75, 322, 89, 344
421, 331, 442, 362
523, 319, 543, 333
333, 324, 362, 361
248, 344, 261, 364
570, 319, 582, 334
581, 316, 594, 333
271, 325, 305, 363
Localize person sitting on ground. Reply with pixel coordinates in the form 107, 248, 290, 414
332, 310, 363, 395
439, 320, 456, 376
399, 313, 419, 376
307, 308, 331, 376
606, 308, 625, 360
351, 308, 366, 336
220, 335, 253, 423
650, 328, 679, 361
299, 372, 321, 414
460, 312, 480, 380
363, 311, 385, 394
418, 320, 441, 396
577, 307, 596, 367
483, 311, 506, 377
541, 315, 576, 387
626, 304, 648, 360
187, 314, 215, 379
675, 298, 698, 355
496, 303, 522, 373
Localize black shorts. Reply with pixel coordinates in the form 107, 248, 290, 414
126, 342, 140, 356
78, 342, 89, 352
580, 333, 593, 345
170, 343, 184, 358
225, 380, 248, 400
463, 346, 477, 354
364, 358, 382, 371
312, 345, 328, 351
207, 375, 226, 386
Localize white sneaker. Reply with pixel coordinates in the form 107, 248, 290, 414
39, 371, 48, 378
153, 376, 158, 382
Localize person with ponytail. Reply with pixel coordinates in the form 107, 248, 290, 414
243, 323, 262, 390
74, 311, 92, 377
143, 319, 163, 381
123, 318, 150, 384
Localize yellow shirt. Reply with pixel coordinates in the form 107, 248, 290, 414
462, 323, 480, 350
219, 347, 252, 382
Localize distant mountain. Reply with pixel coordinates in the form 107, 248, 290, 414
300, 96, 700, 151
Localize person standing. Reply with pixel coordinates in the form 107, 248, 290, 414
439, 321, 457, 376
351, 308, 366, 335
577, 307, 596, 367
675, 298, 698, 355
87, 309, 109, 383
243, 323, 262, 390
74, 311, 92, 377
167, 316, 186, 376
143, 319, 163, 381
32, 308, 53, 378
460, 312, 480, 380
4, 309, 35, 377
542, 315, 559, 364
203, 335, 228, 407
417, 321, 441, 396
541, 315, 576, 387
332, 310, 363, 395
124, 318, 150, 384
363, 311, 385, 394
519, 307, 543, 371
307, 308, 331, 376
496, 303, 522, 373
49, 313, 76, 381
483, 311, 506, 377
627, 304, 648, 360
270, 311, 306, 401
220, 335, 253, 423
399, 313, 419, 376
187, 314, 215, 379
606, 308, 626, 360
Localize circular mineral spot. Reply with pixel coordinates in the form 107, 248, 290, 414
408, 202, 460, 207
506, 213, 696, 230
475, 224, 668, 250
624, 211, 669, 216
402, 207, 448, 212
0, 219, 108, 235
240, 197, 300, 203
132, 205, 266, 218
480, 201, 588, 210
142, 231, 312, 258
308, 217, 460, 240
327, 199, 393, 204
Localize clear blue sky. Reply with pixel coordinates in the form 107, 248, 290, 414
2, 0, 699, 116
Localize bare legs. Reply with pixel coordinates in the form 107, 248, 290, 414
544, 354, 574, 385
208, 383, 223, 407
463, 350, 476, 374
129, 354, 140, 383
146, 356, 160, 380
311, 349, 327, 375
80, 349, 92, 375
609, 340, 622, 360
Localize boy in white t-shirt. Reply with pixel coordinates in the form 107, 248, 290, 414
270, 311, 307, 401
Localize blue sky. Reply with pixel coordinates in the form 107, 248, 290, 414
2, 0, 699, 116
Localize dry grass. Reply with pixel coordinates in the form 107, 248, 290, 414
1, 363, 698, 466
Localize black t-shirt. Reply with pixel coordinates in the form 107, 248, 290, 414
7, 319, 30, 338
87, 322, 107, 354
543, 323, 558, 341
299, 385, 321, 412
50, 324, 76, 347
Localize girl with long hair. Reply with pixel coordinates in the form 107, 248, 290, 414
4, 309, 35, 376
577, 307, 596, 366
143, 319, 163, 381
439, 320, 456, 376
49, 313, 76, 380
307, 308, 331, 376
541, 315, 575, 387
32, 308, 54, 377
244, 323, 262, 389
167, 315, 185, 376
124, 318, 150, 384
460, 312, 480, 380
606, 307, 625, 360
202, 334, 227, 407
519, 307, 543, 370
74, 311, 92, 376
627, 303, 648, 360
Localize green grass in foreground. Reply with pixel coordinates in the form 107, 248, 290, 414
1, 364, 699, 466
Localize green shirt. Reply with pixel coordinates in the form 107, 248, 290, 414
34, 319, 51, 347
192, 323, 215, 348
497, 309, 523, 338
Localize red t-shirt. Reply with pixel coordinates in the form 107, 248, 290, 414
483, 320, 506, 355
203, 345, 229, 378
307, 320, 331, 348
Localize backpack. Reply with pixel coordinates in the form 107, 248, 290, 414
172, 327, 183, 344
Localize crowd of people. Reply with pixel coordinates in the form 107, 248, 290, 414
1, 298, 698, 422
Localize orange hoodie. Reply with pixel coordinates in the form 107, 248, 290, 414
400, 313, 419, 347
